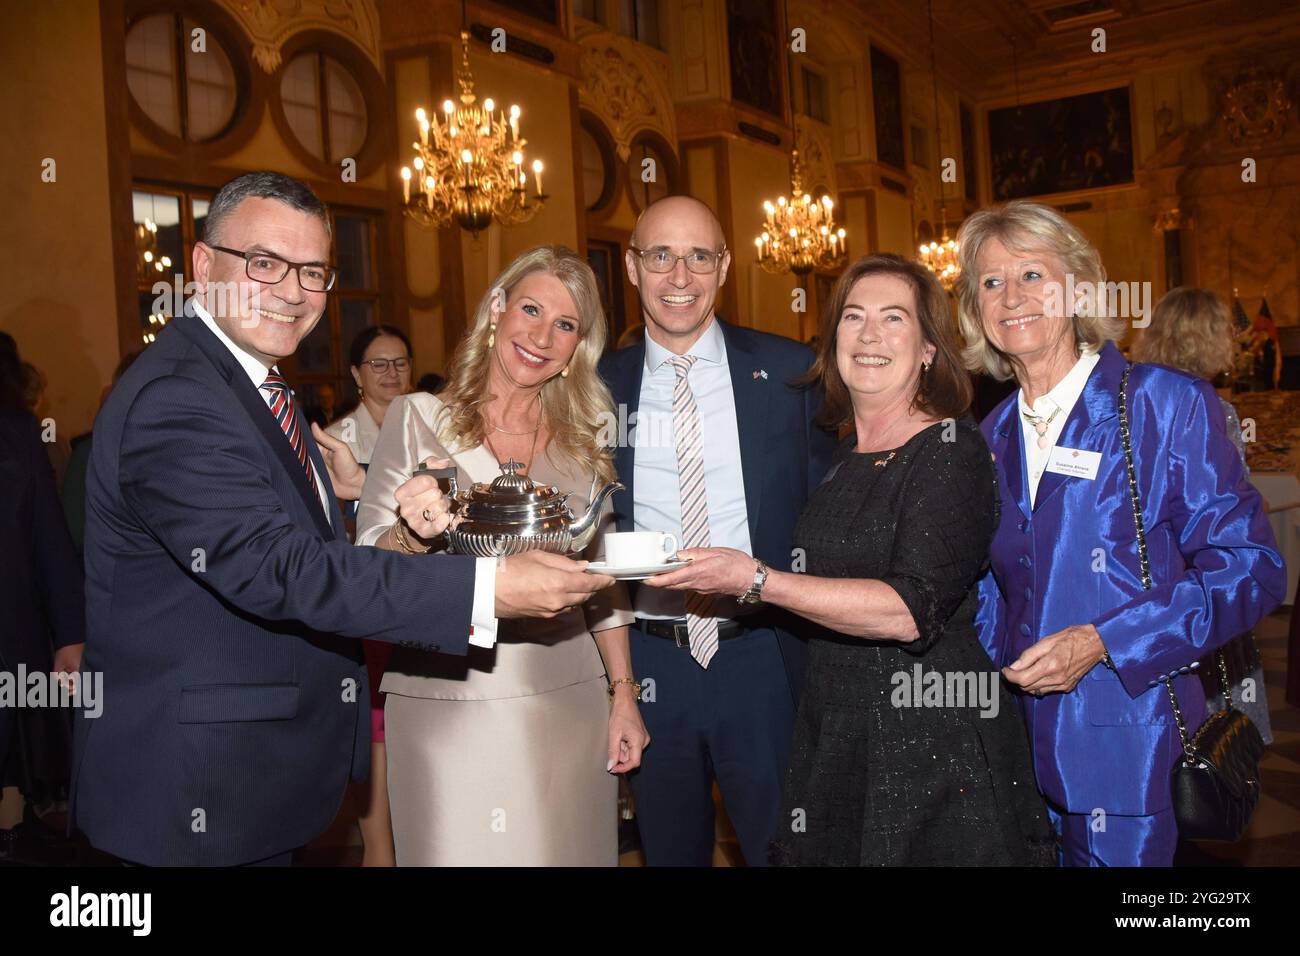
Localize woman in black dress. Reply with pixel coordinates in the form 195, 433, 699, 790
649, 254, 1056, 865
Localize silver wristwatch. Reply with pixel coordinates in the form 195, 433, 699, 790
740, 560, 769, 605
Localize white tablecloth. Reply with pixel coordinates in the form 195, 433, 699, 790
1250, 471, 1300, 606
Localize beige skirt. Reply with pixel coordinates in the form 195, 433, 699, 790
384, 676, 618, 866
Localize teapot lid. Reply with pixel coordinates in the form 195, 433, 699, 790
457, 459, 569, 516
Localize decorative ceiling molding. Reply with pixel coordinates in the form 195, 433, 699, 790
575, 26, 677, 161
217, 0, 382, 73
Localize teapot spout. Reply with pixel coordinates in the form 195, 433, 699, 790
567, 481, 624, 553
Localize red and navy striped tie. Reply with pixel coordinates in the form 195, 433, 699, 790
260, 370, 320, 508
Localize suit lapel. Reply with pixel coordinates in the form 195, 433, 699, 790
990, 397, 1031, 521
606, 343, 644, 533
1032, 343, 1123, 514
718, 320, 768, 550
176, 313, 334, 539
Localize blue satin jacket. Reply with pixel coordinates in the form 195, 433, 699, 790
976, 342, 1286, 815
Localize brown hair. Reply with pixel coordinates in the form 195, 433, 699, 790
1132, 286, 1236, 380
802, 253, 972, 429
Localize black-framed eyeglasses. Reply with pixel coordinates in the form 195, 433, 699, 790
359, 358, 410, 374
629, 245, 728, 275
206, 244, 338, 292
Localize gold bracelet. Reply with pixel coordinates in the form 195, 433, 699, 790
392, 519, 431, 555
607, 677, 642, 699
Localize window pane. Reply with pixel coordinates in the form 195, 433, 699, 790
580, 127, 607, 210
802, 67, 827, 123
629, 142, 670, 208
634, 0, 661, 49
126, 14, 180, 136
333, 215, 373, 289
324, 57, 367, 162
192, 197, 210, 244
281, 53, 323, 160
339, 299, 375, 363
295, 312, 333, 373
183, 19, 237, 140
133, 191, 183, 284
138, 291, 173, 343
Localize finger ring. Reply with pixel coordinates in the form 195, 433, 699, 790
422, 509, 433, 522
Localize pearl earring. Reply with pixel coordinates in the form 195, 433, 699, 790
561, 365, 570, 378
488, 323, 496, 349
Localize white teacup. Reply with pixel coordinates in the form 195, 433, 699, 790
604, 531, 678, 568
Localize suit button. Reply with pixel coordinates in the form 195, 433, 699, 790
1023, 587, 1033, 601
1019, 624, 1031, 636
1020, 520, 1030, 533
1019, 554, 1032, 568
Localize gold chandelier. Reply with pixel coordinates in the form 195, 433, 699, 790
919, 231, 960, 292
400, 31, 546, 235
754, 148, 846, 276
135, 217, 173, 282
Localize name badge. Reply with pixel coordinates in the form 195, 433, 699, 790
1045, 445, 1101, 481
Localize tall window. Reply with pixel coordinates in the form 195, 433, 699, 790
133, 187, 211, 344
279, 52, 368, 164
288, 211, 380, 414
801, 67, 829, 123
627, 138, 674, 211
125, 13, 239, 141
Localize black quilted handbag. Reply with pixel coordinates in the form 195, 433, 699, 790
1118, 364, 1265, 842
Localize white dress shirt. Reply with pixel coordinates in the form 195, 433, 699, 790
1017, 347, 1101, 507
191, 299, 497, 645
634, 319, 753, 620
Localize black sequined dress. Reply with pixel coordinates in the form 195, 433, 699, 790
774, 420, 1057, 866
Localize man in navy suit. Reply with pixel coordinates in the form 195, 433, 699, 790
72, 172, 610, 866
598, 196, 835, 865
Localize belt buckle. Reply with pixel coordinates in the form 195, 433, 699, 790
672, 622, 690, 648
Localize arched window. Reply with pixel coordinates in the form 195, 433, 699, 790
626, 136, 676, 211
578, 115, 617, 212
125, 12, 239, 141
279, 52, 368, 163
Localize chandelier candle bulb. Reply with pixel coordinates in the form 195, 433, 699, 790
401, 166, 411, 204
532, 159, 543, 196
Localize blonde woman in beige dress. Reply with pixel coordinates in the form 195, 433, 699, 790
355, 246, 649, 866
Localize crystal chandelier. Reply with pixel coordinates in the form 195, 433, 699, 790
917, 0, 960, 294
919, 231, 960, 292
400, 31, 546, 235
754, 148, 846, 276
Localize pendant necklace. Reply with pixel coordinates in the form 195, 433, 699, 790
484, 419, 542, 474
1021, 405, 1062, 450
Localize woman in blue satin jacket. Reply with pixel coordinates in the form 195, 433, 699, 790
959, 201, 1286, 866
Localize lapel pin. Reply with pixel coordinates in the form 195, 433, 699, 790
753, 369, 768, 380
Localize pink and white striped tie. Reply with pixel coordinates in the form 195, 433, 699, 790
669, 354, 720, 668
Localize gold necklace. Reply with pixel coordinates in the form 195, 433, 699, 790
484, 423, 542, 474
489, 395, 542, 435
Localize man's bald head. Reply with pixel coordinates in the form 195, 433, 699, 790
631, 196, 726, 251
625, 195, 731, 353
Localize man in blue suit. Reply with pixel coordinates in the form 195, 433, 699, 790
72, 172, 609, 866
598, 196, 835, 865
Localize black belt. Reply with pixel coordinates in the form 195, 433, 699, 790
636, 617, 747, 648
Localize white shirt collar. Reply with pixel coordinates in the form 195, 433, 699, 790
191, 298, 275, 387
1017, 346, 1101, 422
644, 317, 726, 373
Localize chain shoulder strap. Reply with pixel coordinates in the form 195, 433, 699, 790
1118, 365, 1231, 757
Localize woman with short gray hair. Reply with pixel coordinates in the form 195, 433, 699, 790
963, 201, 1284, 865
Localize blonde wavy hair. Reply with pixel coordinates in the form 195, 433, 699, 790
1132, 286, 1236, 380
955, 201, 1126, 381
436, 245, 616, 484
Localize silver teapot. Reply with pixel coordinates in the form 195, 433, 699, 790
418, 459, 623, 558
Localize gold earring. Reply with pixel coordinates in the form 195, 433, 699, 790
488, 323, 496, 349
561, 365, 570, 378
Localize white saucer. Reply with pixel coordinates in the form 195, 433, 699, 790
585, 559, 690, 580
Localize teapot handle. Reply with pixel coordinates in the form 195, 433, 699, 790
414, 462, 460, 512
